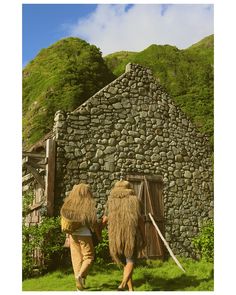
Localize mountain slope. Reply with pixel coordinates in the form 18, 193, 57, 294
23, 35, 214, 149
104, 35, 214, 144
23, 37, 115, 148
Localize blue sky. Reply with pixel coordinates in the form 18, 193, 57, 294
23, 4, 97, 66
23, 3, 213, 67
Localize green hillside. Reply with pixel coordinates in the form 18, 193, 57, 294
23, 35, 214, 149
188, 34, 214, 50
23, 37, 115, 149
105, 34, 214, 144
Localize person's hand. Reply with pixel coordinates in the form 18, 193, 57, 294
63, 236, 70, 248
102, 215, 108, 225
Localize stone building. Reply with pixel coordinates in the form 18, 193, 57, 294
52, 63, 213, 258
24, 63, 213, 258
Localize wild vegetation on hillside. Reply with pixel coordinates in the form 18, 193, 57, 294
23, 35, 213, 149
105, 35, 214, 144
23, 38, 115, 148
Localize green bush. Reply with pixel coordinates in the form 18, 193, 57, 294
22, 216, 66, 279
22, 192, 34, 217
94, 228, 111, 265
192, 220, 214, 262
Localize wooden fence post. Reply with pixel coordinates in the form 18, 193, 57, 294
45, 139, 56, 217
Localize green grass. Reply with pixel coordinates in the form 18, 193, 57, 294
22, 257, 213, 291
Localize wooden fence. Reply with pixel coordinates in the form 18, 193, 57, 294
22, 138, 56, 266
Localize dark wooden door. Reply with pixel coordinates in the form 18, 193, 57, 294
127, 175, 165, 259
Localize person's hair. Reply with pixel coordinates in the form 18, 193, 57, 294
60, 183, 97, 226
107, 180, 141, 264
114, 180, 131, 189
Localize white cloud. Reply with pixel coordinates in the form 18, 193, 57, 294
68, 4, 213, 55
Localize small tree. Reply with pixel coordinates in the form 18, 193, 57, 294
22, 216, 66, 279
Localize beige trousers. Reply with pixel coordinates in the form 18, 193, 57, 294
69, 235, 94, 279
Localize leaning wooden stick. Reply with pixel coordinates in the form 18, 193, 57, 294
148, 212, 186, 273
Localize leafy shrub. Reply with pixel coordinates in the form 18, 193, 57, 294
22, 192, 34, 217
22, 216, 66, 279
192, 220, 214, 262
94, 228, 111, 265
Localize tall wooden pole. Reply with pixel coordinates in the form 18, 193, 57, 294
45, 139, 56, 217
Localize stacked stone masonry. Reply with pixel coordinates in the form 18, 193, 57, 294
53, 63, 213, 257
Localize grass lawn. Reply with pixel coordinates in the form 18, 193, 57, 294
22, 257, 213, 291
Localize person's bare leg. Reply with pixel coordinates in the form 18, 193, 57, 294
118, 262, 134, 290
127, 277, 134, 291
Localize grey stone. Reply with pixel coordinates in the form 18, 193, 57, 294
147, 135, 153, 141
155, 135, 163, 142
184, 171, 192, 179
104, 146, 116, 154
113, 102, 123, 109
67, 127, 73, 134
167, 151, 174, 159
175, 163, 182, 169
104, 162, 115, 172
127, 136, 134, 144
151, 154, 161, 162
170, 185, 177, 192
108, 86, 118, 95
153, 146, 160, 153
176, 179, 185, 187
108, 138, 116, 145
95, 149, 103, 158
128, 131, 139, 137
75, 148, 82, 157
104, 92, 111, 98
136, 154, 145, 160
174, 170, 182, 178
54, 111, 66, 121
156, 119, 162, 126
193, 170, 201, 179
115, 123, 123, 130
202, 171, 209, 179
126, 117, 135, 124
79, 162, 88, 169
55, 121, 66, 128
64, 146, 74, 153
182, 119, 188, 126
134, 138, 143, 144
169, 181, 175, 187
112, 130, 121, 137
89, 163, 100, 172
175, 155, 183, 162
118, 140, 127, 147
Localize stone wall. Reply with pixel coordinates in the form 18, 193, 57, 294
53, 63, 213, 257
